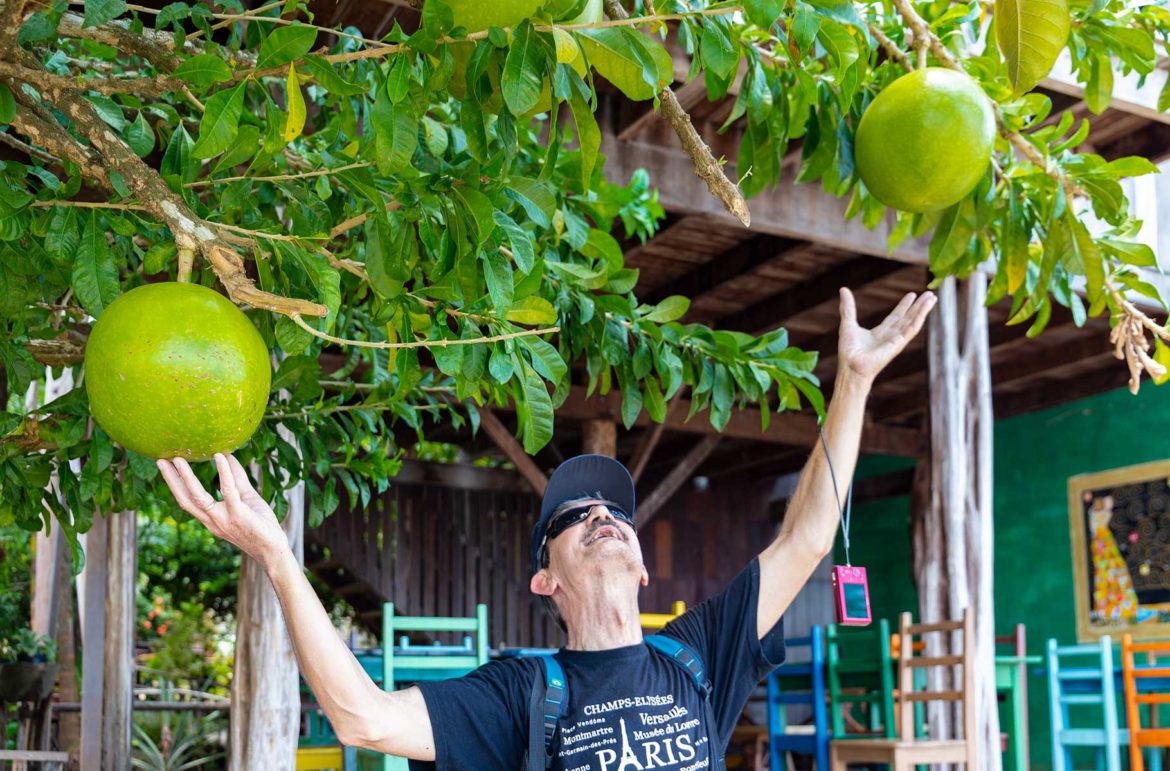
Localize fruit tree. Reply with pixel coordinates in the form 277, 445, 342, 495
0, 0, 1168, 557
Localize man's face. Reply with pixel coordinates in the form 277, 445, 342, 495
542, 499, 646, 580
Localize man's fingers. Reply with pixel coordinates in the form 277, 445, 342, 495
894, 293, 937, 342
875, 292, 917, 334
172, 458, 221, 516
839, 287, 858, 327
157, 460, 197, 513
226, 454, 258, 497
215, 453, 243, 509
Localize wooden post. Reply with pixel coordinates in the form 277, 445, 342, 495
478, 410, 548, 496
917, 276, 1000, 770
79, 512, 108, 771
229, 441, 305, 771
103, 509, 136, 771
582, 419, 616, 457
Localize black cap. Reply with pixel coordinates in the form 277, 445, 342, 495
530, 454, 636, 575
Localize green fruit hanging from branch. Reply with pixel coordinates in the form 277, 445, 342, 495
84, 282, 272, 461
854, 68, 996, 214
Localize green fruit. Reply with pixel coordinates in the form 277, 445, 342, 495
853, 67, 996, 214
85, 282, 272, 461
447, 0, 541, 32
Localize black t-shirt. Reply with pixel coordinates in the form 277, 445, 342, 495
413, 558, 785, 770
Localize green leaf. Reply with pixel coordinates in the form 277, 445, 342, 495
0, 85, 14, 126
83, 0, 126, 27
521, 335, 567, 383
481, 251, 514, 314
578, 28, 672, 101
452, 187, 495, 245
303, 55, 366, 96
928, 199, 976, 275
173, 54, 233, 87
192, 80, 248, 159
125, 111, 155, 157
1154, 338, 1170, 386
620, 381, 643, 430
1102, 238, 1156, 268
520, 365, 554, 453
488, 345, 514, 383
275, 315, 312, 355
494, 211, 535, 274
284, 64, 306, 142
72, 212, 120, 317
162, 125, 200, 183
506, 177, 556, 228
86, 95, 126, 131
1067, 212, 1104, 307
568, 89, 600, 188
1002, 195, 1030, 294
142, 242, 177, 274
371, 87, 419, 175
644, 296, 690, 323
995, 0, 1069, 95
1086, 53, 1113, 115
502, 20, 546, 116
257, 24, 318, 69
505, 296, 558, 325
744, 0, 784, 29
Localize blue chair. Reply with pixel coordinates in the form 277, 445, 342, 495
767, 627, 829, 771
1047, 636, 1122, 771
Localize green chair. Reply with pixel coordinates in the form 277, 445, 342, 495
378, 603, 490, 771
826, 618, 896, 742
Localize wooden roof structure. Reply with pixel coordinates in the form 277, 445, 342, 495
321, 1, 1170, 495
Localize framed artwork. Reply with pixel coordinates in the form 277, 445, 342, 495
1068, 460, 1170, 641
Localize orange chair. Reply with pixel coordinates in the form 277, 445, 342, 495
1121, 634, 1170, 771
829, 609, 976, 770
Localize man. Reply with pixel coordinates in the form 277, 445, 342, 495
158, 288, 935, 769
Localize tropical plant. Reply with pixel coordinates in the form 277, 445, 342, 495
0, 0, 1165, 553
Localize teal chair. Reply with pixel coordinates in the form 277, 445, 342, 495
1047, 636, 1122, 771
378, 603, 490, 771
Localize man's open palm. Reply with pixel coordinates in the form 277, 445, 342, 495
838, 287, 936, 382
157, 453, 288, 564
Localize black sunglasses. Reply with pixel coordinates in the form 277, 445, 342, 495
545, 501, 634, 542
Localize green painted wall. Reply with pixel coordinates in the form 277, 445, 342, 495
842, 382, 1170, 770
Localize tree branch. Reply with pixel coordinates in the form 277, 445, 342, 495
0, 0, 27, 54
0, 61, 185, 96
289, 313, 560, 350
602, 0, 751, 227
55, 12, 256, 72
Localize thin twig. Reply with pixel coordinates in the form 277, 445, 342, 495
186, 161, 373, 189
30, 199, 146, 210
868, 23, 913, 72
289, 313, 560, 350
602, 0, 751, 227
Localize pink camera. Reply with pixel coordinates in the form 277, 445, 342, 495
831, 565, 871, 626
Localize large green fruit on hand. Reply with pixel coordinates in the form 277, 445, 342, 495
84, 282, 272, 461
853, 67, 996, 214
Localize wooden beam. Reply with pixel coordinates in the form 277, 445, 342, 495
1043, 51, 1170, 127
636, 436, 721, 528
994, 358, 1131, 418
719, 257, 910, 334
628, 422, 668, 484
643, 235, 805, 306
392, 459, 531, 493
601, 132, 932, 264
874, 330, 1114, 422
478, 409, 548, 496
103, 510, 135, 771
582, 419, 617, 456
547, 386, 924, 456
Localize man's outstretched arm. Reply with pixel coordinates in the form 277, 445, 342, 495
755, 288, 936, 639
158, 454, 437, 760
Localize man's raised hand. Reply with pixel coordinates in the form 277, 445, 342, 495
837, 288, 937, 384
157, 453, 288, 566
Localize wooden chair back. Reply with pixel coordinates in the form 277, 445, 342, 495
894, 608, 976, 765
1121, 633, 1170, 771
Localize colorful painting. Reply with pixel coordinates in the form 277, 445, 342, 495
1069, 460, 1170, 641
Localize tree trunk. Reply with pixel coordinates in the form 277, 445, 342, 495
228, 462, 304, 771
917, 275, 1000, 771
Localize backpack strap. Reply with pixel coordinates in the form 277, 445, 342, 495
527, 654, 567, 771
645, 635, 725, 771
